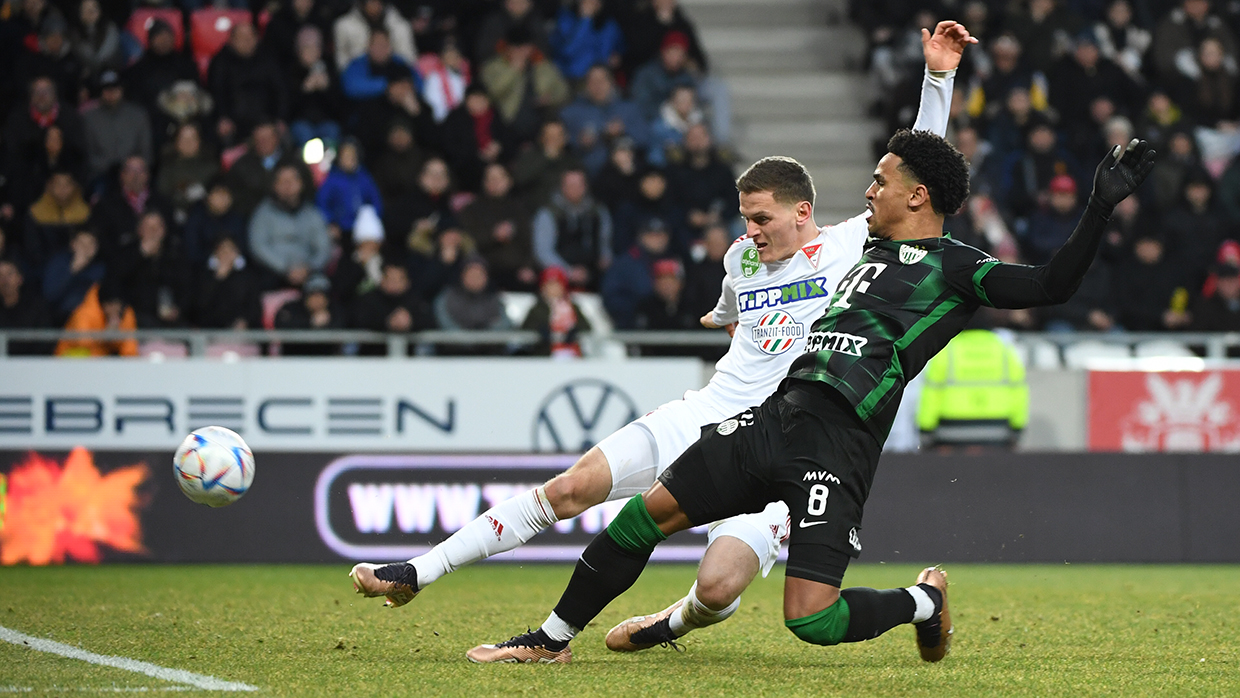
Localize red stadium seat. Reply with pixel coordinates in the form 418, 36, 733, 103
125, 8, 184, 51
191, 9, 253, 79
261, 289, 301, 331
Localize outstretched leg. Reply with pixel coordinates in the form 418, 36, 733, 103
349, 445, 621, 606
465, 400, 775, 663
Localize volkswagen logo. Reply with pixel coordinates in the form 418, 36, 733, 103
532, 379, 639, 452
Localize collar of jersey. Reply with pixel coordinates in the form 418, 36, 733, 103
866, 231, 952, 246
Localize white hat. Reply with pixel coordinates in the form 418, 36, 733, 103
353, 205, 384, 243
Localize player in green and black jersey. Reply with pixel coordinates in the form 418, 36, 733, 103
472, 132, 1155, 664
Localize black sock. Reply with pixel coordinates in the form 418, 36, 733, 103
551, 531, 653, 631
840, 587, 917, 643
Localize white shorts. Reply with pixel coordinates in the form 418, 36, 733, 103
707, 501, 790, 577
596, 397, 788, 575
596, 395, 729, 501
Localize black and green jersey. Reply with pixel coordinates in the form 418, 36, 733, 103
787, 234, 1001, 441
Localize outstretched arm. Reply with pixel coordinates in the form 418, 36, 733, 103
911, 21, 976, 138
701, 271, 739, 336
972, 140, 1157, 308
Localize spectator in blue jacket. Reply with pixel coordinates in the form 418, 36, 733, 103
560, 65, 649, 175
550, 0, 624, 81
601, 217, 674, 329
630, 31, 699, 122
316, 137, 383, 243
630, 30, 732, 145
43, 228, 105, 324
341, 29, 421, 102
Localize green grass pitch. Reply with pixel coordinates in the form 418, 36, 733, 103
1, 563, 1237, 696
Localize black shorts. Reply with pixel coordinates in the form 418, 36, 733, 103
658, 380, 882, 587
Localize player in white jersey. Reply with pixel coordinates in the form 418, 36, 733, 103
352, 21, 974, 663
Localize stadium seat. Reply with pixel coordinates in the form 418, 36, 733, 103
191, 9, 253, 79
140, 340, 189, 360
1134, 340, 1195, 358
499, 292, 537, 327
260, 289, 301, 357
261, 289, 301, 331
125, 8, 184, 51
1019, 338, 1063, 369
206, 341, 261, 360
1062, 340, 1131, 369
570, 292, 614, 336
570, 293, 623, 358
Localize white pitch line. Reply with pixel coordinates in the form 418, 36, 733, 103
0, 626, 258, 692
1, 688, 198, 693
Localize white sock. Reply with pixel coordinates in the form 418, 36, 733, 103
540, 611, 579, 642
667, 582, 739, 637
408, 486, 558, 589
906, 585, 935, 623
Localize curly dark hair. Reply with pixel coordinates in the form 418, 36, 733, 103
885, 129, 970, 216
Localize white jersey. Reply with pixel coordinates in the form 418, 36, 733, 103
695, 218, 868, 412
688, 66, 957, 417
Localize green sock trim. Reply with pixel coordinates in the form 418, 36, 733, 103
785, 597, 851, 646
604, 496, 668, 553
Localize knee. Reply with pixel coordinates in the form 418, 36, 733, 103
543, 475, 585, 519
787, 621, 840, 646
785, 602, 848, 646
695, 571, 743, 611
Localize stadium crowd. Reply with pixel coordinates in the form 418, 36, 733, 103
861, 0, 1240, 334
6, 0, 1240, 358
0, 0, 736, 355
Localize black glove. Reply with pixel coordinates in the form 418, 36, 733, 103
1090, 138, 1157, 212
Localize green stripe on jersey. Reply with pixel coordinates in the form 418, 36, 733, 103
972, 261, 999, 306
856, 296, 962, 419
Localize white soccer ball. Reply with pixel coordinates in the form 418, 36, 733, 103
173, 426, 255, 507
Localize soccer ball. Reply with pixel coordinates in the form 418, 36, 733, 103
173, 426, 255, 507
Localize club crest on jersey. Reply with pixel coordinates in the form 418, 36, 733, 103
741, 247, 760, 277
738, 276, 829, 312
805, 330, 868, 356
801, 243, 822, 268
751, 310, 804, 354
898, 244, 927, 265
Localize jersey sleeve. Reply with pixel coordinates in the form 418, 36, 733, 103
941, 243, 1004, 307
947, 199, 1112, 309
910, 67, 955, 138
711, 267, 739, 325
821, 216, 870, 261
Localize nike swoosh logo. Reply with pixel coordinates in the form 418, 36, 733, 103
798, 519, 828, 528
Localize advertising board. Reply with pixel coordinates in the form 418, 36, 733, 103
0, 358, 702, 452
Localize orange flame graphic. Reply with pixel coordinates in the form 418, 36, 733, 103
0, 448, 149, 565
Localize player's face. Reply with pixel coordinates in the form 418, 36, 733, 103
865, 153, 913, 239
739, 191, 804, 263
